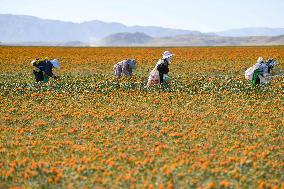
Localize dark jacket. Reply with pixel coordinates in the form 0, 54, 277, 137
32, 59, 55, 82
156, 59, 169, 83
34, 60, 54, 77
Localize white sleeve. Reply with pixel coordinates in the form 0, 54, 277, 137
31, 60, 36, 66
254, 63, 261, 69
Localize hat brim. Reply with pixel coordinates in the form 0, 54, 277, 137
53, 64, 60, 69
51, 60, 60, 69
163, 54, 174, 59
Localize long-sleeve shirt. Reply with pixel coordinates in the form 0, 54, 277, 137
254, 63, 269, 76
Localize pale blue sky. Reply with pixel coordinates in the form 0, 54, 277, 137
0, 0, 284, 32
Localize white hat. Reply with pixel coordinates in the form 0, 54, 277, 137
162, 51, 174, 59
257, 57, 264, 64
51, 59, 60, 69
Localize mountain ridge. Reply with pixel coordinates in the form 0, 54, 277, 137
0, 14, 200, 43
99, 32, 284, 46
1, 14, 284, 46
216, 27, 284, 37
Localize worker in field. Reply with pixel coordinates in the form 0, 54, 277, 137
114, 59, 137, 77
31, 57, 60, 82
147, 51, 174, 87
245, 57, 278, 85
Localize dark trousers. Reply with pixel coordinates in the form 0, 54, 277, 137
255, 76, 260, 84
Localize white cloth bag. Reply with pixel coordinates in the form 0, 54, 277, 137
147, 68, 160, 87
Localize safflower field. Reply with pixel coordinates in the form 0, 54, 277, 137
0, 46, 283, 188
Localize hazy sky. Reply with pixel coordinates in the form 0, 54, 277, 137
0, 0, 284, 32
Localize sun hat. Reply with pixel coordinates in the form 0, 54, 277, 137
257, 57, 264, 64
51, 59, 60, 69
162, 51, 174, 59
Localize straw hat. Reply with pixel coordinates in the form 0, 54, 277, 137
257, 57, 264, 64
162, 51, 174, 59
51, 59, 60, 69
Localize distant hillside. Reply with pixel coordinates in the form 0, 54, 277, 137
217, 27, 284, 37
62, 41, 87, 46
99, 33, 284, 46
128, 26, 201, 38
0, 14, 201, 43
145, 35, 284, 46
99, 32, 153, 46
2, 14, 284, 46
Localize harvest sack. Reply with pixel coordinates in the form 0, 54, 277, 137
245, 67, 254, 80
147, 68, 160, 87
